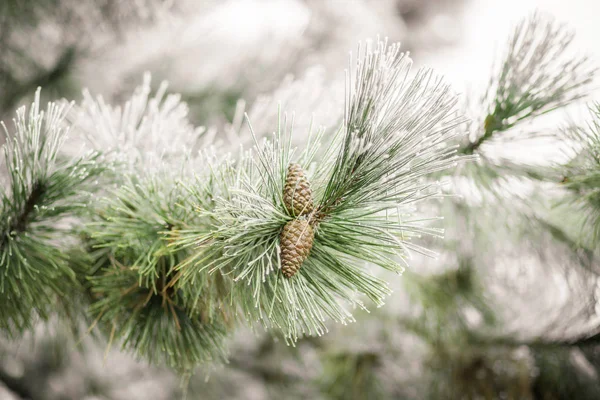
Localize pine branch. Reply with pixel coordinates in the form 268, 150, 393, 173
84, 172, 233, 371
461, 12, 596, 155
559, 104, 600, 244
45, 75, 236, 371
0, 89, 107, 336
171, 39, 469, 343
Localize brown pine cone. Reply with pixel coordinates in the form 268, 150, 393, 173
283, 163, 313, 217
280, 218, 314, 278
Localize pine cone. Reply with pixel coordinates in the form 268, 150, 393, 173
283, 163, 313, 217
280, 219, 314, 278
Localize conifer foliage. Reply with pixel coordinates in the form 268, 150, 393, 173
0, 38, 466, 371
4, 11, 598, 387
0, 90, 106, 335
171, 39, 467, 345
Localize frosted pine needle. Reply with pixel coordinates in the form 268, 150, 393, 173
172, 39, 468, 341
464, 12, 596, 154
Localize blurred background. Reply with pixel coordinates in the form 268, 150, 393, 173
2, 0, 600, 399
